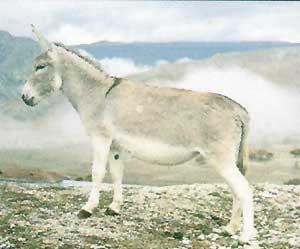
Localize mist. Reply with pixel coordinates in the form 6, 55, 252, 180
2, 48, 300, 149
99, 57, 151, 77
0, 98, 89, 149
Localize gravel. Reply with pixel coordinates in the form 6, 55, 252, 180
0, 182, 299, 248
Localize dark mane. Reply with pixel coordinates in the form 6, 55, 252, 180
54, 42, 104, 73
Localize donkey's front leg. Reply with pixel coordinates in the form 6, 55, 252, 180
78, 135, 112, 219
105, 150, 124, 215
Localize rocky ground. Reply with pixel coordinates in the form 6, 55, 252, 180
0, 182, 299, 249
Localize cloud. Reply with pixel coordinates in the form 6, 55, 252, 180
77, 49, 151, 76
0, 1, 300, 44
0, 103, 88, 149
78, 49, 190, 77
99, 58, 151, 77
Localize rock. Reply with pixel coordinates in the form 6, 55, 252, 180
77, 209, 92, 219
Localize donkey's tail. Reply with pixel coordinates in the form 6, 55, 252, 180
237, 114, 250, 176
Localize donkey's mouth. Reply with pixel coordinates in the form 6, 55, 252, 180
22, 95, 37, 107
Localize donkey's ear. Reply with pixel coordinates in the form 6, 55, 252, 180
31, 24, 53, 52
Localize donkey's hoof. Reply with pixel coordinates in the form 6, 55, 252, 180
105, 207, 120, 216
224, 224, 240, 235
239, 228, 257, 243
78, 209, 92, 219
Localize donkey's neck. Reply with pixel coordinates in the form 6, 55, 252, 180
59, 50, 114, 118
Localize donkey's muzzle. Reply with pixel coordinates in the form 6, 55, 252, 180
22, 94, 36, 107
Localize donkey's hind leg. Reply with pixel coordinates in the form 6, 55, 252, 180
225, 195, 241, 234
221, 166, 256, 242
106, 150, 124, 215
214, 155, 256, 242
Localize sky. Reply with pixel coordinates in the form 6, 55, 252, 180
0, 1, 300, 45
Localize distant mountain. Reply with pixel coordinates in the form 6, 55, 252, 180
0, 31, 39, 102
76, 41, 300, 65
1, 30, 300, 90
129, 46, 300, 90
0, 30, 300, 120
0, 31, 39, 80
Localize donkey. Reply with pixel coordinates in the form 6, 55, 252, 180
22, 25, 256, 242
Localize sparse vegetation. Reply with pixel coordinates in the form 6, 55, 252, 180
0, 182, 299, 248
284, 178, 300, 185
75, 174, 92, 182
249, 149, 274, 162
74, 176, 84, 181
290, 148, 300, 157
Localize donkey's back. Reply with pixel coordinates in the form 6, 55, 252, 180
106, 81, 249, 157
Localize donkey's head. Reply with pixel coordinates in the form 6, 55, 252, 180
22, 25, 62, 106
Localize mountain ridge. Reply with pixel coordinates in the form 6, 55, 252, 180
1, 30, 300, 122
1, 30, 300, 82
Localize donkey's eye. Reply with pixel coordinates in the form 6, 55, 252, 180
36, 65, 47, 71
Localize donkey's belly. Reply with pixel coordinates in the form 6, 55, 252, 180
114, 132, 200, 165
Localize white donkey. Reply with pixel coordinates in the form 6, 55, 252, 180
22, 25, 256, 242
